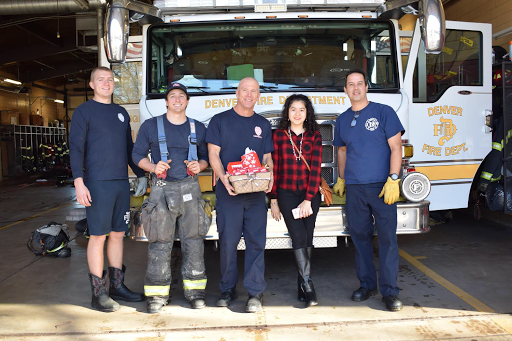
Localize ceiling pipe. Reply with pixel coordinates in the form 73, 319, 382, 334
0, 0, 106, 15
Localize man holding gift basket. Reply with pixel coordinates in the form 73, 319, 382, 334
206, 77, 274, 313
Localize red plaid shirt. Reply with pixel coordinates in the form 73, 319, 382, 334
270, 129, 322, 201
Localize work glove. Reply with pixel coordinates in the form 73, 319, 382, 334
133, 177, 148, 197
332, 177, 345, 197
378, 177, 400, 205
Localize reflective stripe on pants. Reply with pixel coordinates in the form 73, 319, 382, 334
144, 285, 170, 297
183, 279, 207, 290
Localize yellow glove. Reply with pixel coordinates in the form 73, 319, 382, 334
379, 177, 400, 205
333, 177, 345, 196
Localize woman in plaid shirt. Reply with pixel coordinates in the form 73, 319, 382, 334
270, 94, 322, 307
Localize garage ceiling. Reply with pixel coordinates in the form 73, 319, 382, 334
0, 0, 151, 88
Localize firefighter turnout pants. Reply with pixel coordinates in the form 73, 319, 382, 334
141, 176, 209, 302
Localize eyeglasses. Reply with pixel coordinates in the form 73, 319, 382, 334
351, 111, 360, 127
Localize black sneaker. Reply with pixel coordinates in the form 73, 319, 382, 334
382, 295, 402, 311
190, 298, 206, 309
351, 287, 378, 302
245, 294, 263, 313
216, 288, 237, 307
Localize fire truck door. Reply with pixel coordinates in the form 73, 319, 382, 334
403, 20, 492, 211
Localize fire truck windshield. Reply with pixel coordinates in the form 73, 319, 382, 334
147, 20, 398, 95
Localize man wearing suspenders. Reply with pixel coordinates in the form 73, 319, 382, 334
132, 82, 210, 313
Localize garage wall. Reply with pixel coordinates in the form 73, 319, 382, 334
0, 78, 64, 124
444, 0, 512, 49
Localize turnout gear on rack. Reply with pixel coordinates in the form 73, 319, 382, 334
479, 117, 512, 190
27, 222, 71, 257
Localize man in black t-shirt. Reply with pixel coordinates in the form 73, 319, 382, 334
70, 67, 147, 312
206, 77, 274, 313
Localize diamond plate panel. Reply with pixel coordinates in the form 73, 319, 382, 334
237, 237, 337, 250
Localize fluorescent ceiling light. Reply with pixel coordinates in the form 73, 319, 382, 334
4, 78, 21, 85
54, 99, 64, 104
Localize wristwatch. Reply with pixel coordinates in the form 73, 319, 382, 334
389, 173, 399, 181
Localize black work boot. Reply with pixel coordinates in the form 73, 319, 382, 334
297, 247, 313, 302
147, 296, 168, 314
108, 265, 145, 302
217, 287, 238, 307
88, 271, 120, 312
246, 293, 263, 313
293, 248, 318, 307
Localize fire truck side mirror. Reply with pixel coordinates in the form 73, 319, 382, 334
419, 0, 446, 54
104, 0, 163, 64
104, 1, 129, 64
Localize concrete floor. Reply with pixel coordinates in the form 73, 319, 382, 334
1, 183, 512, 340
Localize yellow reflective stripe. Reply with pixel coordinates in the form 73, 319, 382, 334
144, 285, 170, 296
47, 242, 65, 253
480, 172, 492, 180
183, 279, 207, 290
493, 142, 503, 151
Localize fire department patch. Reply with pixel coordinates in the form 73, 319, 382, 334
365, 118, 379, 131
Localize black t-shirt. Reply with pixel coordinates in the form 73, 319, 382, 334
132, 114, 208, 181
69, 99, 144, 180
205, 108, 274, 170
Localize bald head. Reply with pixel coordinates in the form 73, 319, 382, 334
238, 77, 259, 91
235, 77, 260, 114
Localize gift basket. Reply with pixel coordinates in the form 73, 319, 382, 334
227, 148, 271, 194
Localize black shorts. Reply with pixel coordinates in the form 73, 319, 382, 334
85, 180, 130, 236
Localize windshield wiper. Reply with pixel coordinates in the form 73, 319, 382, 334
219, 85, 278, 91
289, 85, 340, 90
185, 86, 210, 93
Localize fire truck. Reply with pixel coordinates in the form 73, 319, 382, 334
101, 0, 492, 249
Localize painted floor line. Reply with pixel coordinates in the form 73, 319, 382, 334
0, 201, 73, 231
400, 248, 512, 335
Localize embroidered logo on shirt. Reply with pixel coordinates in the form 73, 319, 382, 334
365, 118, 379, 131
253, 126, 262, 138
118, 113, 125, 122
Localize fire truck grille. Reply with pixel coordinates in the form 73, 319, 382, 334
321, 167, 334, 184
322, 145, 334, 163
318, 124, 333, 141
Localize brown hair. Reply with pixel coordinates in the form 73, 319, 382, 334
90, 66, 113, 83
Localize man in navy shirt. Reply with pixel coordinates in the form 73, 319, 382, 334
70, 67, 147, 312
333, 69, 404, 311
132, 82, 210, 313
206, 77, 274, 313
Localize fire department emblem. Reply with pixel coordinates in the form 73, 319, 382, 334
434, 117, 457, 145
253, 126, 262, 138
365, 118, 379, 131
118, 113, 125, 122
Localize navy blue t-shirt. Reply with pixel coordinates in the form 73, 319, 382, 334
69, 99, 144, 180
205, 108, 274, 171
132, 115, 208, 181
333, 102, 404, 185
